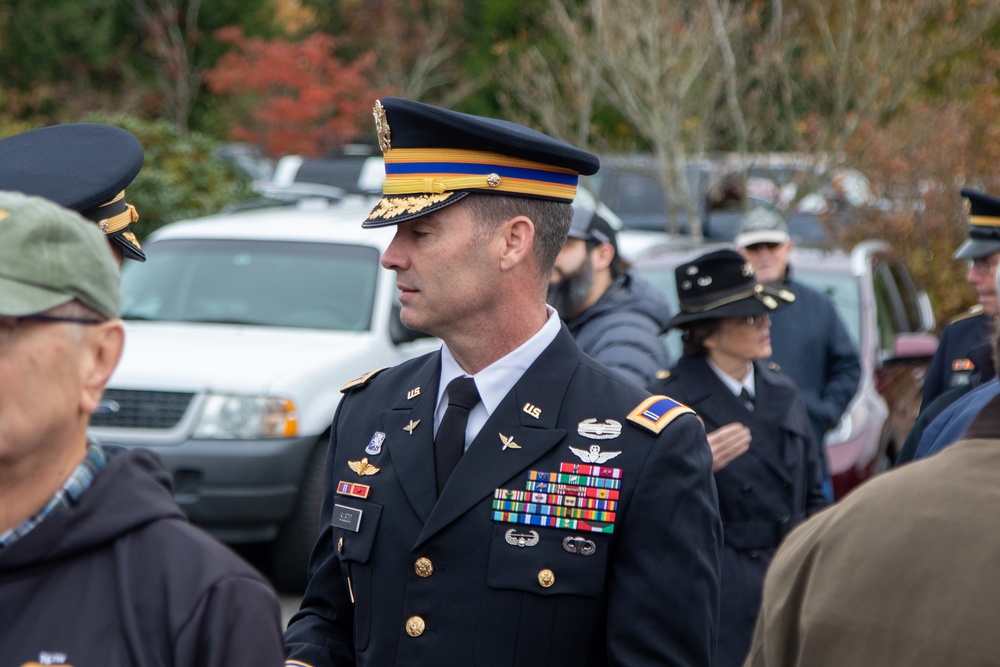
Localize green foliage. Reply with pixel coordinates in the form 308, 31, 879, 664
81, 113, 257, 240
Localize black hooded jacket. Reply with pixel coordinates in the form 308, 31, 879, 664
0, 446, 284, 667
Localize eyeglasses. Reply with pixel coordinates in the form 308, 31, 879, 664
744, 314, 770, 326
9, 314, 104, 325
743, 242, 784, 252
0, 313, 104, 344
968, 256, 1000, 273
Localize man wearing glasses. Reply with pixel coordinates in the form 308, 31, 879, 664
920, 188, 1000, 407
0, 191, 284, 666
735, 208, 860, 499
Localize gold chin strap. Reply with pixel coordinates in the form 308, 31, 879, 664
95, 190, 139, 235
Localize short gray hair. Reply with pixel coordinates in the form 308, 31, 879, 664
461, 194, 573, 279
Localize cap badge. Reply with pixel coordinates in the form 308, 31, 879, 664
742, 262, 753, 277
505, 529, 540, 548
500, 432, 521, 450
568, 444, 622, 464
365, 431, 386, 456
98, 219, 110, 233
348, 457, 380, 477
403, 419, 420, 435
373, 100, 391, 152
577, 418, 622, 440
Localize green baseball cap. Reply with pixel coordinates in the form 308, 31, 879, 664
0, 190, 120, 319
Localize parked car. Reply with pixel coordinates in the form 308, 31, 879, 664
633, 239, 938, 498
88, 199, 439, 590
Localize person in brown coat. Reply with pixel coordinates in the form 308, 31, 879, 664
746, 392, 1000, 666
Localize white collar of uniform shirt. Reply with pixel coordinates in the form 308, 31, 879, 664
707, 356, 756, 400
435, 306, 561, 448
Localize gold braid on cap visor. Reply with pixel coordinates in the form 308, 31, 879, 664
969, 215, 1000, 228
381, 148, 579, 201
95, 190, 139, 235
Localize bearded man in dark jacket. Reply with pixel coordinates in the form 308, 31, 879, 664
548, 206, 673, 387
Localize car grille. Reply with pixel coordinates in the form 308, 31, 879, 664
90, 389, 195, 429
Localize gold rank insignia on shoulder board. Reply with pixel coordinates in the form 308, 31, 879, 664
627, 395, 695, 434
340, 367, 390, 393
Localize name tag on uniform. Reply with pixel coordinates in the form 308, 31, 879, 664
333, 504, 363, 532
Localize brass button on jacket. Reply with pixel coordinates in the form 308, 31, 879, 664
414, 557, 434, 577
405, 616, 426, 637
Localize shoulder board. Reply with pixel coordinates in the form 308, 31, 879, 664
340, 367, 390, 393
949, 304, 984, 324
627, 395, 695, 435
655, 369, 671, 380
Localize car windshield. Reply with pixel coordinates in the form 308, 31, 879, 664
637, 264, 861, 359
120, 238, 380, 331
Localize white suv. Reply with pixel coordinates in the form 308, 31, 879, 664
88, 199, 439, 590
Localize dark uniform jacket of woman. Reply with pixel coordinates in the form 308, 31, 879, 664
649, 355, 827, 667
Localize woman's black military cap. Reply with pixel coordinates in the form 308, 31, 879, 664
668, 249, 795, 328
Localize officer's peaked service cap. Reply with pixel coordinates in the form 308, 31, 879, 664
956, 188, 1000, 260
0, 123, 146, 261
364, 97, 600, 227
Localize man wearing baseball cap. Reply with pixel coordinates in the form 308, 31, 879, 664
0, 191, 283, 666
547, 202, 673, 387
735, 207, 860, 498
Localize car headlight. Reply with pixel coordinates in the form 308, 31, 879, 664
194, 394, 299, 439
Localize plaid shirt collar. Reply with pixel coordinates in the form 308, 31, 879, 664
0, 443, 106, 550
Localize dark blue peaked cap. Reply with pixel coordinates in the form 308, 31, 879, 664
365, 97, 600, 227
956, 188, 1000, 260
0, 123, 146, 261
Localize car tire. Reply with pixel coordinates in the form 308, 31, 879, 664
272, 436, 327, 593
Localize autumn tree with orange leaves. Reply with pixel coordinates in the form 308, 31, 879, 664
204, 27, 382, 157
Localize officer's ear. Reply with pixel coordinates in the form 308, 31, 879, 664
590, 242, 616, 272
496, 215, 535, 273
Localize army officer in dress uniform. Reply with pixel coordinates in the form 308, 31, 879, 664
647, 249, 828, 667
921, 188, 1000, 405
283, 98, 723, 667
0, 123, 146, 265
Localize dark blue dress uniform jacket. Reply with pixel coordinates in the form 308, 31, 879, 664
922, 309, 993, 407
648, 356, 827, 667
284, 326, 723, 667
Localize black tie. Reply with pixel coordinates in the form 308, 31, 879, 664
740, 388, 755, 412
435, 376, 481, 495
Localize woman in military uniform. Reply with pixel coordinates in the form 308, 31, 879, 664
648, 249, 828, 667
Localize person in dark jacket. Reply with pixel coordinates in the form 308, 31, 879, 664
548, 204, 672, 387
735, 207, 860, 498
919, 188, 1000, 407
648, 249, 828, 667
0, 191, 284, 667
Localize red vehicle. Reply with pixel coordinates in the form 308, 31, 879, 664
633, 239, 938, 498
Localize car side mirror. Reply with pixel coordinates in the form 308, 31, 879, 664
390, 301, 431, 345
